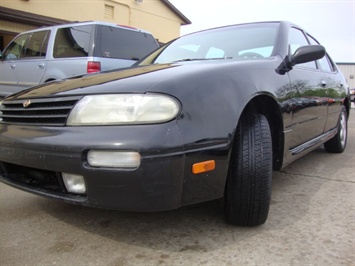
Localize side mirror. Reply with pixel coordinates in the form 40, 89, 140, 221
276, 45, 326, 74
292, 45, 326, 65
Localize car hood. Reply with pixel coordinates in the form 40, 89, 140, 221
6, 59, 277, 100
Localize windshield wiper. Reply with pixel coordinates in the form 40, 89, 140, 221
172, 57, 233, 63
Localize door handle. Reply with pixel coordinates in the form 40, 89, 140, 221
10, 65, 15, 70
38, 63, 45, 69
321, 80, 327, 87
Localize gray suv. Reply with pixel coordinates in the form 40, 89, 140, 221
0, 21, 159, 98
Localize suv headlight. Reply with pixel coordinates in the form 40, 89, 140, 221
67, 94, 180, 126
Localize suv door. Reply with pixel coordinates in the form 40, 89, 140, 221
0, 30, 50, 98
287, 27, 329, 148
15, 30, 50, 89
0, 33, 30, 98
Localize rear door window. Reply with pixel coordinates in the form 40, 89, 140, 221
23, 30, 50, 58
96, 26, 158, 60
53, 25, 93, 58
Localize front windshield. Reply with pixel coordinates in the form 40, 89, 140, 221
143, 23, 279, 65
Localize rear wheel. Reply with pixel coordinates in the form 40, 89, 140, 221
324, 106, 347, 153
225, 112, 273, 226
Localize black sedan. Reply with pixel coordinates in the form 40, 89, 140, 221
0, 21, 351, 226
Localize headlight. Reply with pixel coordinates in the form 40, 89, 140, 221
67, 94, 180, 126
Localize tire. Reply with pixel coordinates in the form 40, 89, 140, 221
225, 112, 272, 226
324, 106, 348, 153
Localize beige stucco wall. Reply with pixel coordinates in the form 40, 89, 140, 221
0, 19, 35, 34
1, 0, 184, 43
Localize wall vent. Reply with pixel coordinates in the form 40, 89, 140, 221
104, 5, 114, 19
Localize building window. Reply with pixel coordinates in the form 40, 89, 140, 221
104, 5, 114, 19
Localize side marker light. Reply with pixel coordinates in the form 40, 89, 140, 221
192, 160, 216, 174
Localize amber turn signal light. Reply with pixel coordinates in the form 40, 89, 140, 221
192, 160, 216, 174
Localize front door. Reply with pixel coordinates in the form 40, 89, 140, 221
0, 33, 30, 97
287, 27, 329, 148
15, 30, 50, 90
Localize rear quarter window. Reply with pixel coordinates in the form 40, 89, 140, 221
95, 26, 158, 60
53, 25, 93, 58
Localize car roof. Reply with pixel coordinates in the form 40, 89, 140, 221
16, 21, 152, 35
182, 21, 301, 36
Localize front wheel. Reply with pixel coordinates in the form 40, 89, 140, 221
324, 106, 348, 153
224, 112, 273, 226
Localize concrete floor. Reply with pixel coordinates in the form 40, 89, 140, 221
1, 106, 354, 265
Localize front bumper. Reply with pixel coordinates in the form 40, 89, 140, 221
0, 122, 230, 211
0, 122, 187, 211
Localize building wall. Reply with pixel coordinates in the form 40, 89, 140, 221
0, 0, 186, 44
337, 63, 355, 89
0, 19, 35, 34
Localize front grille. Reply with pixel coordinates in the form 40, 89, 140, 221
0, 96, 82, 126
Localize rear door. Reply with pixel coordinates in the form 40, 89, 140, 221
306, 34, 345, 132
321, 55, 346, 132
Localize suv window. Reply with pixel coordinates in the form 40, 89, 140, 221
289, 27, 316, 69
96, 26, 159, 60
3, 33, 30, 60
53, 25, 93, 58
23, 30, 50, 58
